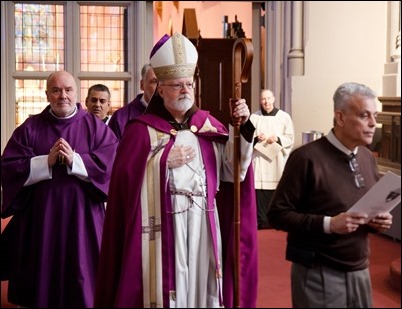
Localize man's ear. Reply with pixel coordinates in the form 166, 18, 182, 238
334, 110, 345, 126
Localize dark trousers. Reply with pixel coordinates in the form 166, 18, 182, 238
256, 189, 275, 229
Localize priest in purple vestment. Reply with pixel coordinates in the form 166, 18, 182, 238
94, 32, 258, 308
1, 70, 119, 308
108, 63, 158, 141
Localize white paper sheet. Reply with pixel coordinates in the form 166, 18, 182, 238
347, 171, 401, 223
254, 141, 283, 161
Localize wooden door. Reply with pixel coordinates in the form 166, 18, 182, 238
191, 38, 252, 128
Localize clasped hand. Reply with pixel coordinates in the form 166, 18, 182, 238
48, 138, 74, 167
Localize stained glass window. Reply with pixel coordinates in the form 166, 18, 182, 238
15, 79, 48, 126
80, 5, 126, 72
13, 3, 128, 126
15, 3, 64, 72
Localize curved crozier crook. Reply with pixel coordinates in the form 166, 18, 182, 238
232, 38, 254, 99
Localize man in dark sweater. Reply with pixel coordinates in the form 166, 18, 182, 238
268, 82, 393, 308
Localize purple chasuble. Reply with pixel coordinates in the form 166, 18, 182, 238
1, 103, 118, 308
108, 94, 147, 141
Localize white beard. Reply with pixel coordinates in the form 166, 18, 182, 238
173, 96, 193, 113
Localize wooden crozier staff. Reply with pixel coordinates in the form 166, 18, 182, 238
231, 38, 253, 308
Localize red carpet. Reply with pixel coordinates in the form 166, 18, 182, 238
256, 229, 401, 308
1, 218, 400, 308
389, 257, 401, 291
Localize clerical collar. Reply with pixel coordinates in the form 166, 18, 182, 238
140, 95, 148, 108
261, 107, 279, 116
49, 105, 78, 119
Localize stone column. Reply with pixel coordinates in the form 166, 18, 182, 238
382, 1, 401, 96
288, 1, 304, 76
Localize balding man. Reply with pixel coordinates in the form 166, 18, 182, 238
1, 70, 118, 308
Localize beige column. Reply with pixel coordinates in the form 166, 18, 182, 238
288, 1, 304, 76
382, 1, 401, 96
263, 1, 284, 106
263, 1, 304, 113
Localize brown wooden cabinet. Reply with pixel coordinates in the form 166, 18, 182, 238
190, 38, 252, 127
376, 97, 400, 240
376, 96, 401, 174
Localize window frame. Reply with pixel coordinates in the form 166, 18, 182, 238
1, 1, 154, 152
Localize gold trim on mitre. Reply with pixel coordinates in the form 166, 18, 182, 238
153, 64, 195, 81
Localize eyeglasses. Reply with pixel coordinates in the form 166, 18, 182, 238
349, 155, 365, 188
160, 82, 196, 91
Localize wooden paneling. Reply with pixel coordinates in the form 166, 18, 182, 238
377, 96, 401, 174
190, 38, 252, 128
377, 97, 400, 241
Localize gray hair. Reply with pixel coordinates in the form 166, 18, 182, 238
333, 82, 376, 112
141, 63, 153, 79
